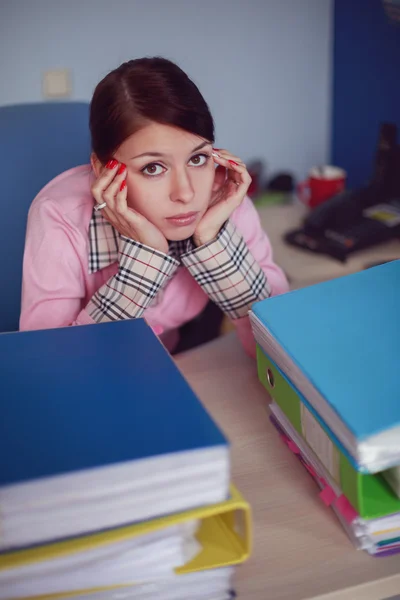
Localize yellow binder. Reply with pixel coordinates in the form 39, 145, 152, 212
1, 484, 251, 600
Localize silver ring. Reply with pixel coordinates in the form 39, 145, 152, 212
94, 202, 107, 212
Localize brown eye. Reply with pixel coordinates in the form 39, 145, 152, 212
189, 154, 208, 167
142, 163, 164, 176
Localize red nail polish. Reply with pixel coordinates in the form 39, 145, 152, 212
213, 148, 221, 151
228, 160, 239, 166
117, 163, 126, 175
120, 180, 127, 192
106, 159, 118, 169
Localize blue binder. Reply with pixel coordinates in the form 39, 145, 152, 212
252, 260, 400, 442
0, 319, 227, 486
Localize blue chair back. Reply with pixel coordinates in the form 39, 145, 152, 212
0, 102, 91, 332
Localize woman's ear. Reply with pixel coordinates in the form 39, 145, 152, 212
212, 164, 226, 193
90, 153, 102, 178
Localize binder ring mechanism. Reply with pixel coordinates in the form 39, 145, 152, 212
266, 368, 275, 388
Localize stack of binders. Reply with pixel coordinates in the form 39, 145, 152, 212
250, 260, 400, 557
0, 319, 251, 599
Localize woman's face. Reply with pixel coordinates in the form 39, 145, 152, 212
114, 122, 217, 241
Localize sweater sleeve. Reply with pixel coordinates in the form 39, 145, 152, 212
20, 199, 179, 331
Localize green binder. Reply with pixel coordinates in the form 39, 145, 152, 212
257, 346, 400, 520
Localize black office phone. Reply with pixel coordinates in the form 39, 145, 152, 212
285, 123, 400, 262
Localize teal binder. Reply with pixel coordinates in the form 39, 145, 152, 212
251, 259, 400, 473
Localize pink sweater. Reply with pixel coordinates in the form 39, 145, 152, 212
20, 166, 289, 355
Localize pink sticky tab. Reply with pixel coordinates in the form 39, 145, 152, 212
319, 485, 336, 507
279, 433, 290, 445
287, 440, 300, 454
304, 463, 318, 479
334, 494, 358, 524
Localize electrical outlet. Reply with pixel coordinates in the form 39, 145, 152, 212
42, 69, 72, 99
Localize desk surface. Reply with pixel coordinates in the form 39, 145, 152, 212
257, 203, 400, 289
176, 335, 400, 600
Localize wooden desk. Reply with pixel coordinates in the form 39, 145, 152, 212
176, 335, 400, 600
257, 203, 400, 289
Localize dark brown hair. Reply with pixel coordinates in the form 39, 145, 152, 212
90, 57, 215, 164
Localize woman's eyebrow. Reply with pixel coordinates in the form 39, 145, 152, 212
191, 140, 211, 153
130, 140, 211, 161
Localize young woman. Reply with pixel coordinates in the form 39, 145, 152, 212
20, 57, 289, 356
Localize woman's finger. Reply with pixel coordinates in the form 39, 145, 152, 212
211, 152, 245, 174
222, 163, 251, 207
213, 153, 250, 187
103, 164, 127, 211
212, 149, 245, 167
229, 161, 252, 194
91, 159, 120, 203
114, 177, 129, 217
213, 148, 243, 162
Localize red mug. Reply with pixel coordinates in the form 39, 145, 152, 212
297, 166, 346, 209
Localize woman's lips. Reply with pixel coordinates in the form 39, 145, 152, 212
166, 212, 199, 227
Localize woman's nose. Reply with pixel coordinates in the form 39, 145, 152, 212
170, 169, 195, 204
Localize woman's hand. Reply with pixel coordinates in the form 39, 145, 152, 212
91, 160, 169, 254
193, 149, 252, 247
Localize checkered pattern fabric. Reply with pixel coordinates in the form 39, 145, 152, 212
88, 210, 119, 274
87, 235, 179, 322
181, 220, 271, 319
88, 210, 270, 321
88, 211, 187, 273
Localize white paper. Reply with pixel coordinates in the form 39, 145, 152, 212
301, 403, 339, 483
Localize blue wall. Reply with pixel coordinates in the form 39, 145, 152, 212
0, 0, 333, 181
332, 0, 400, 189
